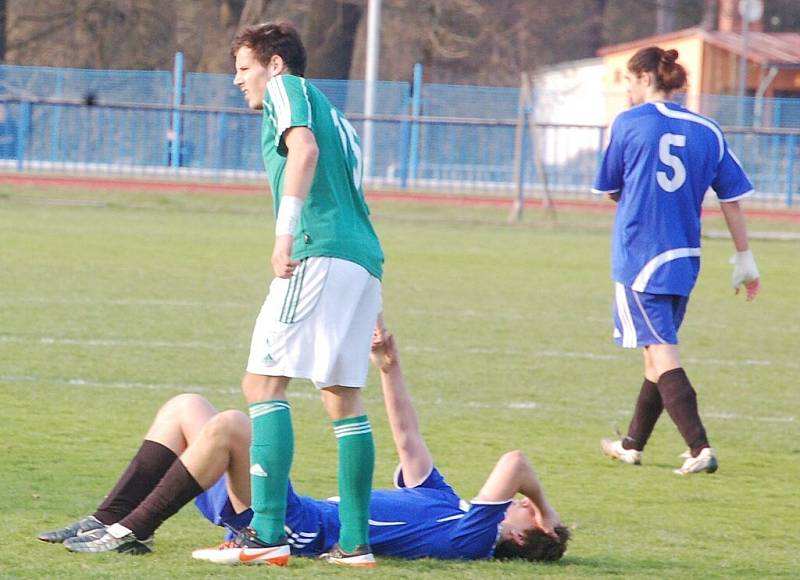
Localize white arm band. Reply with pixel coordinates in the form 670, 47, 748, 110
275, 196, 304, 237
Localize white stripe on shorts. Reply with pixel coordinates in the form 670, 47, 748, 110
615, 282, 638, 348
631, 291, 667, 344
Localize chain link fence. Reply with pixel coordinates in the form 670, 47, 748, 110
0, 63, 797, 207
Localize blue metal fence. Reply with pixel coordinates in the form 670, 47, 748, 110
700, 94, 800, 129
0, 64, 172, 104
0, 61, 798, 207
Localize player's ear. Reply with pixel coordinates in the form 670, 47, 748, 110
511, 529, 526, 546
270, 54, 286, 75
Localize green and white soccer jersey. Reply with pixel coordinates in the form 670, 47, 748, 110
261, 74, 383, 280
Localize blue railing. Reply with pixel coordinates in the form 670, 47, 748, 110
0, 61, 798, 207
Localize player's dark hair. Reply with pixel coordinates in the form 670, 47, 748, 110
627, 46, 687, 93
493, 525, 570, 563
231, 21, 307, 77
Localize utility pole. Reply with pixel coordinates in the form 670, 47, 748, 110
737, 0, 763, 126
363, 0, 381, 181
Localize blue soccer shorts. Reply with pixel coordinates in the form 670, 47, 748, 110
613, 282, 689, 348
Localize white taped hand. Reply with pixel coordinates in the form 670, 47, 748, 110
731, 249, 759, 287
730, 249, 760, 300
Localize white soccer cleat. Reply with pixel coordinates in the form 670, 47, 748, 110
601, 438, 642, 465
321, 543, 376, 568
191, 527, 290, 566
674, 447, 718, 475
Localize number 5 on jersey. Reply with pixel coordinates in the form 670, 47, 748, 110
657, 133, 686, 192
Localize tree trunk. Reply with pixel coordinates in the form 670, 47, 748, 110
700, 0, 719, 30
0, 0, 6, 61
655, 0, 678, 34
304, 0, 363, 79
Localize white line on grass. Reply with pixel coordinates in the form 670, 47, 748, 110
0, 297, 248, 308
407, 344, 797, 369
4, 374, 795, 423
0, 374, 212, 392
4, 335, 796, 370
0, 374, 540, 412
704, 411, 796, 423
615, 408, 795, 424
0, 335, 243, 350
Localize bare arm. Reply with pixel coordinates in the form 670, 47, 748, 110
475, 450, 560, 536
719, 200, 750, 251
370, 320, 433, 487
272, 126, 319, 279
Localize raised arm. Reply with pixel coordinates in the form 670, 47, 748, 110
370, 320, 433, 487
474, 450, 560, 537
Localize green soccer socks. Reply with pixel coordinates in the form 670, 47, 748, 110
249, 400, 293, 544
333, 415, 375, 552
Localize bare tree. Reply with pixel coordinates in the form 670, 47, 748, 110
0, 0, 6, 61
655, 0, 679, 34
7, 0, 177, 69
700, 0, 719, 29
304, 0, 363, 79
5, 0, 797, 83
178, 0, 250, 73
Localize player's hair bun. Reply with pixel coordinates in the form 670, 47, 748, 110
628, 46, 687, 93
661, 49, 679, 65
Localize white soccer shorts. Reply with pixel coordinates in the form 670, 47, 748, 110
246, 257, 382, 389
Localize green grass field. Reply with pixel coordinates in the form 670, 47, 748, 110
1, 183, 798, 578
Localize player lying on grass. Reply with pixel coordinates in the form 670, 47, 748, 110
38, 323, 569, 565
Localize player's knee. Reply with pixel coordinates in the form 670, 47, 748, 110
158, 393, 213, 420
204, 410, 250, 447
502, 449, 529, 467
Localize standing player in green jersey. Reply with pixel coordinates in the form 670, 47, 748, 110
228, 21, 384, 567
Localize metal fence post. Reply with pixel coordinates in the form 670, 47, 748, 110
511, 75, 528, 222
770, 134, 779, 196
596, 126, 606, 173
786, 133, 796, 208
398, 91, 411, 189
407, 63, 423, 183
170, 52, 184, 168
16, 101, 31, 172
215, 111, 228, 172
50, 71, 64, 162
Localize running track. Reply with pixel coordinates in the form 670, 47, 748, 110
2, 173, 798, 222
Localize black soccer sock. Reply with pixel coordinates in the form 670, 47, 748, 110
118, 459, 203, 540
624, 378, 663, 451
93, 440, 178, 525
656, 368, 710, 456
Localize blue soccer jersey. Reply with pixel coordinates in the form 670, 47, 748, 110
195, 466, 510, 560
592, 102, 753, 296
